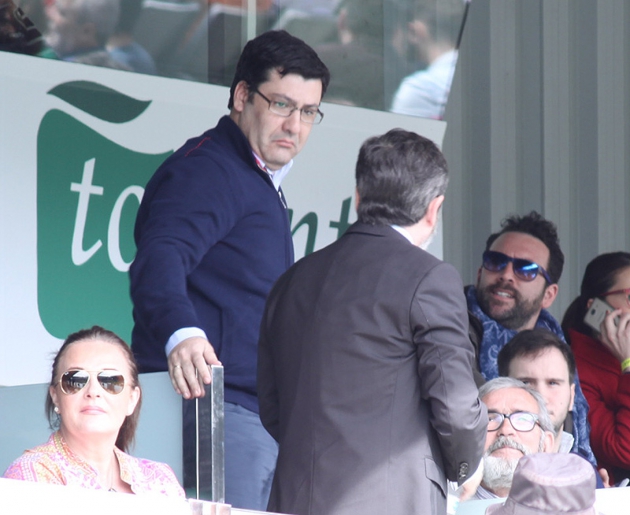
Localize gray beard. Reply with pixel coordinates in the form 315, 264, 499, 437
483, 455, 519, 493
482, 434, 546, 494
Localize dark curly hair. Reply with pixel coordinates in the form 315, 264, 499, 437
485, 211, 564, 284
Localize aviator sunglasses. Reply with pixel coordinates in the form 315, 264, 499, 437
59, 369, 126, 395
482, 250, 552, 284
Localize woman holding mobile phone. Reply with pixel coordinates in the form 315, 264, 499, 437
562, 252, 630, 484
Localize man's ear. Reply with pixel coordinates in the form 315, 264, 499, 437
354, 188, 360, 212
569, 382, 576, 411
231, 80, 249, 113
541, 283, 559, 309
542, 430, 555, 452
425, 195, 444, 229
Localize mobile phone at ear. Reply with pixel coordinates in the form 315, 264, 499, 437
584, 297, 616, 331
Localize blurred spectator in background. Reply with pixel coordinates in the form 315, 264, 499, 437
391, 0, 465, 119
45, 0, 130, 70
107, 0, 156, 74
1, 0, 54, 56
15, 0, 46, 33
314, 0, 407, 110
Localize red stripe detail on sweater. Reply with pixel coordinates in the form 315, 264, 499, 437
185, 137, 212, 157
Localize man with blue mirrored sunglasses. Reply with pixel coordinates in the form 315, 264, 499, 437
465, 211, 596, 468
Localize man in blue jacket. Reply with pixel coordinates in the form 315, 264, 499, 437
129, 30, 330, 510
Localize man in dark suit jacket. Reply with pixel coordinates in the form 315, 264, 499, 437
258, 128, 487, 515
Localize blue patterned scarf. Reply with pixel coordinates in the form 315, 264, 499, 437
466, 285, 596, 466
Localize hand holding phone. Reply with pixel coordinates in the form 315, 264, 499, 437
584, 297, 616, 332
587, 298, 630, 366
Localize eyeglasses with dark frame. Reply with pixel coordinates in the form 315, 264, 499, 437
487, 411, 541, 432
59, 369, 126, 395
482, 250, 552, 284
602, 287, 630, 306
253, 89, 324, 125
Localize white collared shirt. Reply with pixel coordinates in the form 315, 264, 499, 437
390, 224, 414, 244
252, 152, 293, 191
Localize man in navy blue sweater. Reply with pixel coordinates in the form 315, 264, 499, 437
129, 30, 330, 510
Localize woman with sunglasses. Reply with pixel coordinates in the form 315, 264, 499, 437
562, 252, 630, 484
3, 326, 185, 496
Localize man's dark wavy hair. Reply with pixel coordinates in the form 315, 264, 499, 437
485, 211, 564, 284
228, 30, 330, 109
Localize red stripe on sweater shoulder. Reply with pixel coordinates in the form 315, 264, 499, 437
184, 137, 212, 157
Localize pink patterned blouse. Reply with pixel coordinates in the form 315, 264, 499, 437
3, 432, 185, 498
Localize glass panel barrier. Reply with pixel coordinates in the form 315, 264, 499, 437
3, 0, 469, 118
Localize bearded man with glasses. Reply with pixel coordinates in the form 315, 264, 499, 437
465, 211, 596, 466
471, 377, 555, 500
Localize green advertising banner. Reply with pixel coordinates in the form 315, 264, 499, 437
0, 51, 446, 386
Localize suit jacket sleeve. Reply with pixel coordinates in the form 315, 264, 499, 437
257, 273, 285, 442
412, 261, 487, 485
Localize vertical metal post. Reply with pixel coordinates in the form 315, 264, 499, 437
193, 365, 225, 502
210, 365, 225, 503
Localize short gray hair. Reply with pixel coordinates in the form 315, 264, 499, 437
479, 377, 555, 435
355, 129, 449, 226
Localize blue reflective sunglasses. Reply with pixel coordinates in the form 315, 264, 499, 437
482, 250, 552, 284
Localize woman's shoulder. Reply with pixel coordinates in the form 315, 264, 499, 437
116, 449, 185, 498
3, 434, 65, 483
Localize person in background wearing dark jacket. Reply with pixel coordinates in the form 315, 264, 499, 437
258, 129, 486, 515
129, 30, 329, 511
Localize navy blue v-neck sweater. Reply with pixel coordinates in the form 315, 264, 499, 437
130, 115, 294, 413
